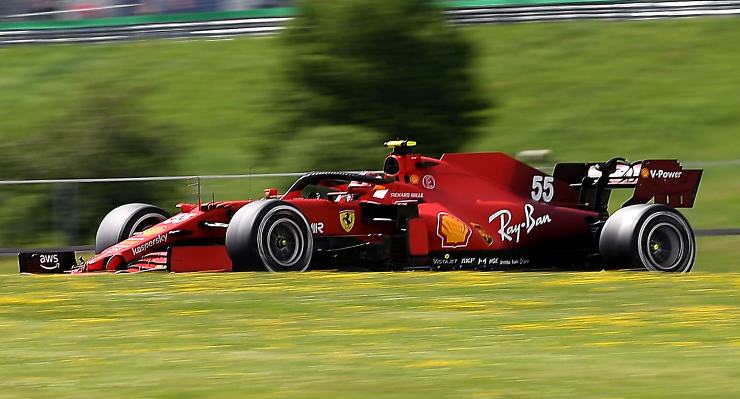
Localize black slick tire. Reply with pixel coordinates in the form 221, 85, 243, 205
225, 200, 313, 272
599, 204, 695, 273
95, 203, 169, 254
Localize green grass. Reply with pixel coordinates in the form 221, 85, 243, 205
0, 270, 738, 398
0, 240, 736, 398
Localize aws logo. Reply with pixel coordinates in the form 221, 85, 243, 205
38, 254, 60, 270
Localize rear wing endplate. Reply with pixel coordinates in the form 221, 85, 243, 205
554, 159, 702, 208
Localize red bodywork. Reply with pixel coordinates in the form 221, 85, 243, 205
72, 148, 702, 273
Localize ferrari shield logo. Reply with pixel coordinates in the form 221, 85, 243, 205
339, 210, 355, 232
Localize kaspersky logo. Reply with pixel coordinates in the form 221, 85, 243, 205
132, 233, 168, 255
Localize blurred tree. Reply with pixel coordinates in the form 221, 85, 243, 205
0, 79, 182, 246
280, 125, 389, 171
277, 0, 488, 157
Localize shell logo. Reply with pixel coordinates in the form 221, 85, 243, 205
640, 168, 650, 178
436, 212, 472, 248
141, 225, 168, 237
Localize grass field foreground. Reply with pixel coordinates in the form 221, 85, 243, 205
0, 270, 738, 398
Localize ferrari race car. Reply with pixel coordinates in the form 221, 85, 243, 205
19, 140, 702, 274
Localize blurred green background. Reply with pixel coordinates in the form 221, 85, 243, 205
0, 4, 739, 248
1, 3, 740, 398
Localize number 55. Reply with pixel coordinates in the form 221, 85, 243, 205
531, 176, 554, 203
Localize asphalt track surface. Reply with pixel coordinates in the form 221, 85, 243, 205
1, 0, 740, 45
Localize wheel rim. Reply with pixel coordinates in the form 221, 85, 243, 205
265, 218, 304, 268
645, 222, 684, 271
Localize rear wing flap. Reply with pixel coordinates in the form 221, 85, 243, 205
553, 159, 702, 208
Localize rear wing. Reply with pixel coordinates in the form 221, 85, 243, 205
553, 159, 702, 210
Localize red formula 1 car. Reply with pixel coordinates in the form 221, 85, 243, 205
19, 140, 702, 274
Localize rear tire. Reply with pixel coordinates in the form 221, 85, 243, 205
225, 200, 313, 272
599, 204, 695, 272
95, 203, 169, 254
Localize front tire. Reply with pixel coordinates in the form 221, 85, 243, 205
599, 204, 695, 272
95, 203, 169, 254
225, 200, 313, 272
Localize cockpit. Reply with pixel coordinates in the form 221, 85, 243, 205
280, 172, 391, 201
273, 140, 430, 201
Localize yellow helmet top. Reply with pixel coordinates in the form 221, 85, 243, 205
383, 140, 417, 149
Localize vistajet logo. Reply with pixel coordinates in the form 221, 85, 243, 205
650, 169, 682, 179
131, 234, 168, 255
